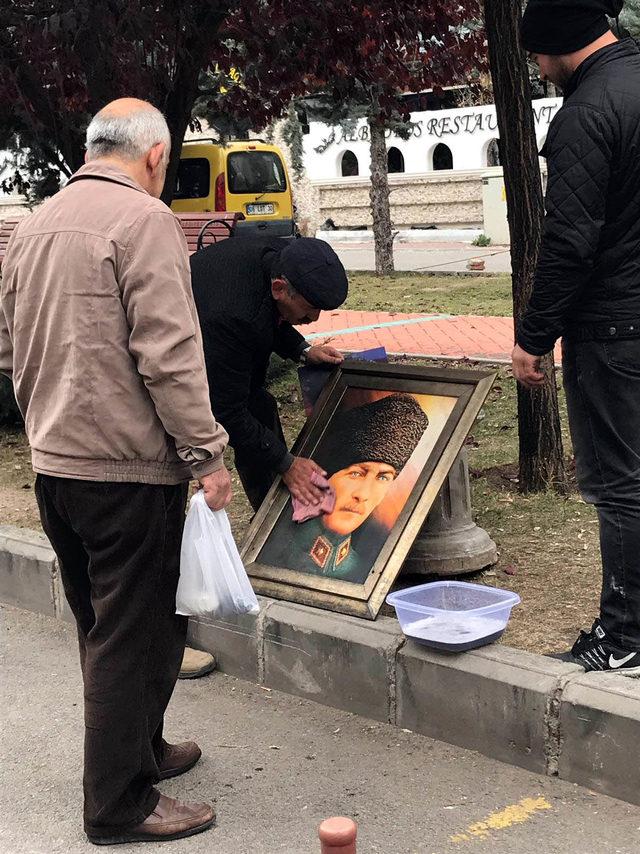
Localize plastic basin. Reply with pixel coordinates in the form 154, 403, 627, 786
386, 581, 520, 652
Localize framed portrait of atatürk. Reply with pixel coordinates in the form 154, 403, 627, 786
240, 361, 495, 619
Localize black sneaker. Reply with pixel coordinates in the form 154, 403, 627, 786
564, 619, 640, 674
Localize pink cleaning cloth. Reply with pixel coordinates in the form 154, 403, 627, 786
291, 470, 336, 523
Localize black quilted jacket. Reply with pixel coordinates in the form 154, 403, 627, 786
190, 238, 307, 472
518, 39, 640, 355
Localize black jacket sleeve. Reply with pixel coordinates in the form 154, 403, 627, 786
517, 104, 613, 355
273, 320, 307, 361
202, 315, 290, 472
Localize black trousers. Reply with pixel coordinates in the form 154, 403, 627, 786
563, 336, 640, 647
234, 388, 286, 512
35, 475, 188, 834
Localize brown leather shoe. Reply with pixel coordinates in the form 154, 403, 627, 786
158, 740, 202, 780
87, 794, 215, 845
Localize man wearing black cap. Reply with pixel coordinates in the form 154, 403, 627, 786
190, 237, 348, 511
259, 394, 429, 584
513, 0, 640, 673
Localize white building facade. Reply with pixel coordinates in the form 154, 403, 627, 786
302, 98, 561, 180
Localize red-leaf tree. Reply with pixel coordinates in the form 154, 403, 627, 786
0, 1, 229, 203
205, 2, 486, 273
1, 1, 484, 233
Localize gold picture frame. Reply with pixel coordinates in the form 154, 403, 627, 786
240, 361, 495, 619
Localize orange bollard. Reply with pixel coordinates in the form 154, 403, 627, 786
318, 816, 357, 854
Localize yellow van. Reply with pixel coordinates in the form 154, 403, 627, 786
171, 139, 295, 237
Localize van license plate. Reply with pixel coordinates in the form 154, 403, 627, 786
247, 203, 274, 215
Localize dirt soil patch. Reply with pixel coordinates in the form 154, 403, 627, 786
0, 359, 600, 656
0, 431, 41, 530
0, 274, 600, 656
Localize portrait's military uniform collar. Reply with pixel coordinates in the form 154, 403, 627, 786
259, 513, 369, 585
309, 532, 352, 575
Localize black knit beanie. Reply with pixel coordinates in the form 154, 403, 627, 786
521, 0, 623, 55
315, 394, 429, 477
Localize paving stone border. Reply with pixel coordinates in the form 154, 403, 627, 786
2, 524, 639, 805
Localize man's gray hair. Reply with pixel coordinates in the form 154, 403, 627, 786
86, 104, 171, 163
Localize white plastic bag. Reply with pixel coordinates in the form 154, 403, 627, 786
176, 490, 260, 618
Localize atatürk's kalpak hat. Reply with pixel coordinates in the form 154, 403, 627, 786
316, 394, 429, 476
520, 0, 623, 56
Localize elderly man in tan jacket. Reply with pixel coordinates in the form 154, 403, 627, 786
0, 99, 230, 845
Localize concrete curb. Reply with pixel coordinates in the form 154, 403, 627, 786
0, 525, 61, 620
2, 525, 639, 805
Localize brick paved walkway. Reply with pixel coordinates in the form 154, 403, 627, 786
302, 310, 562, 365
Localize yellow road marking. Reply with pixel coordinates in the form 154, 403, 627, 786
450, 796, 552, 844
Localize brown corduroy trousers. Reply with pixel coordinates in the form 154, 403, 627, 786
35, 475, 188, 835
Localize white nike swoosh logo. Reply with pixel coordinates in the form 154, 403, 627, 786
608, 652, 636, 668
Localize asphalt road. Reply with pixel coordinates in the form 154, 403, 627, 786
2, 604, 640, 854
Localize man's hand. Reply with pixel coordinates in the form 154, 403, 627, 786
281, 456, 327, 504
305, 344, 344, 366
199, 466, 233, 511
511, 344, 545, 388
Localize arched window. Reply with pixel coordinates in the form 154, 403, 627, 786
387, 147, 405, 173
432, 143, 453, 171
340, 150, 359, 177
486, 138, 501, 167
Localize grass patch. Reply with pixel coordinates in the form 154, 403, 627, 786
344, 272, 513, 316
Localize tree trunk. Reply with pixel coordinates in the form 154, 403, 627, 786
160, 5, 229, 204
160, 62, 204, 207
484, 0, 567, 493
80, 2, 228, 205
368, 119, 394, 275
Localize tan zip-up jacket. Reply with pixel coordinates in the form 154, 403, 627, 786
0, 161, 228, 484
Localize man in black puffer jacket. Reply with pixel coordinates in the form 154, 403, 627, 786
515, 0, 640, 672
190, 237, 348, 512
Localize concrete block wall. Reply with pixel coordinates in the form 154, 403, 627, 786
309, 170, 490, 233
268, 118, 494, 236
0, 196, 31, 222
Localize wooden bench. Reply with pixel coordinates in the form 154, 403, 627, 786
0, 210, 243, 269
175, 211, 244, 253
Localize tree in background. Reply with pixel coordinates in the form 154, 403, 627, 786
0, 1, 229, 203
484, 0, 566, 493
194, 1, 486, 275
280, 102, 306, 181
295, 93, 415, 275
620, 0, 640, 34
1, 0, 484, 250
